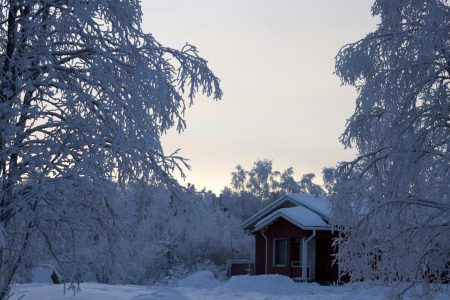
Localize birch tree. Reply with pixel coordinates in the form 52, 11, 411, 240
0, 0, 221, 298
331, 0, 449, 295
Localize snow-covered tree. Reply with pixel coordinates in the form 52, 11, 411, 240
246, 159, 278, 201
15, 182, 253, 285
106, 183, 252, 284
278, 167, 301, 194
298, 173, 324, 196
219, 187, 262, 222
231, 165, 246, 192
224, 160, 325, 222
0, 0, 221, 298
331, 0, 449, 295
321, 167, 336, 195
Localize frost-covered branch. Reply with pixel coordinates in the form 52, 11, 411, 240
0, 0, 222, 298
331, 0, 450, 296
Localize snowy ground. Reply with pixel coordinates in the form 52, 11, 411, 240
11, 272, 450, 300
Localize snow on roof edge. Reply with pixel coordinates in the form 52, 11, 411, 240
253, 206, 330, 231
287, 193, 331, 221
242, 193, 330, 231
241, 194, 291, 230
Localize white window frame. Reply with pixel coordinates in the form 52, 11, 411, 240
273, 238, 287, 267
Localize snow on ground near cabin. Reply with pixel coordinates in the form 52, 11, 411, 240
11, 273, 450, 300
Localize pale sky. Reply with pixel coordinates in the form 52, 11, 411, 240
141, 0, 378, 193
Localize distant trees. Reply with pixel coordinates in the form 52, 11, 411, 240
218, 188, 262, 223
10, 144, 397, 288
232, 159, 325, 199
0, 0, 220, 298
113, 184, 252, 284
331, 0, 450, 295
223, 159, 326, 221
14, 183, 252, 285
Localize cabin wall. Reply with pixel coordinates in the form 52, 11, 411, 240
254, 231, 266, 275
315, 231, 339, 282
262, 218, 313, 278
253, 218, 338, 282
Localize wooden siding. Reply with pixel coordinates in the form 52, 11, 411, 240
254, 231, 266, 275
253, 217, 339, 282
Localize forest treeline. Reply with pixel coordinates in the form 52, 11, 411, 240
13, 159, 327, 285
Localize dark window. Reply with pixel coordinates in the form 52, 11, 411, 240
273, 239, 287, 266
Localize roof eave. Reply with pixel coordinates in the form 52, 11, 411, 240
253, 213, 330, 232
241, 194, 291, 230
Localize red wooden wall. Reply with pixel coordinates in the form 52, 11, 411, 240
253, 217, 338, 282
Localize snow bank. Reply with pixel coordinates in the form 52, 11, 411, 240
177, 271, 220, 289
221, 275, 300, 295
130, 287, 189, 300
12, 281, 450, 300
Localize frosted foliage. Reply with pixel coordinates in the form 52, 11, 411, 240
228, 160, 324, 206
279, 167, 301, 194
0, 223, 4, 248
299, 173, 323, 196
110, 184, 253, 284
332, 0, 450, 294
219, 188, 263, 222
322, 167, 336, 195
231, 165, 246, 192
0, 1, 221, 299
246, 159, 277, 201
6, 183, 252, 286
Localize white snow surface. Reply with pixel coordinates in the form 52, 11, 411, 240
220, 274, 300, 295
176, 271, 220, 289
11, 273, 450, 300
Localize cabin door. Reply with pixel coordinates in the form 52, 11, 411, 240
315, 238, 338, 282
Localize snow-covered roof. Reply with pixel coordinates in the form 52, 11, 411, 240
241, 193, 331, 231
254, 206, 329, 231
287, 193, 330, 220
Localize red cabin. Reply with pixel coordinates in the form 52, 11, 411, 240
241, 193, 340, 283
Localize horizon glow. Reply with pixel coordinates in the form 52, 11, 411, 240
141, 0, 378, 193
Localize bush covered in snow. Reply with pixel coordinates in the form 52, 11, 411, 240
16, 183, 252, 285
